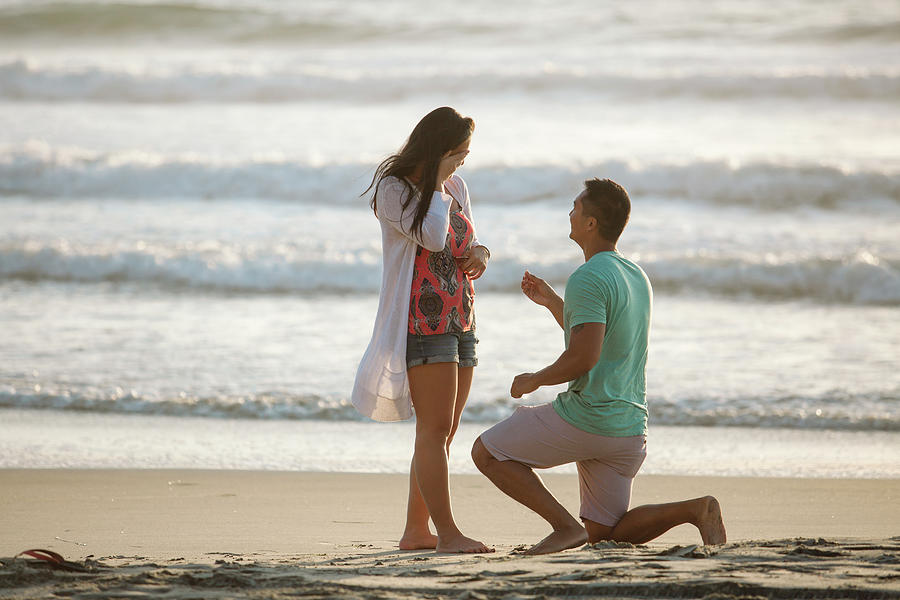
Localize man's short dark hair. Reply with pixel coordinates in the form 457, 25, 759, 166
581, 178, 630, 242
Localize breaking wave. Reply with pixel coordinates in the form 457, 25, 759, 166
3, 144, 898, 209
2, 241, 898, 305
1, 385, 895, 431
2, 59, 898, 103
3, 2, 898, 46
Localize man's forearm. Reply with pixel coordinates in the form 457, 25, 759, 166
546, 296, 564, 329
510, 322, 604, 399
532, 346, 591, 387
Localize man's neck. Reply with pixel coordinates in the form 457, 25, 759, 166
581, 237, 616, 262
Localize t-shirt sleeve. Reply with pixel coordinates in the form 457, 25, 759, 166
564, 268, 608, 328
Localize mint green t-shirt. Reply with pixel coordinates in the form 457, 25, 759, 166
551, 251, 652, 437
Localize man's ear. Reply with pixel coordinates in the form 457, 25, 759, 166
585, 216, 598, 232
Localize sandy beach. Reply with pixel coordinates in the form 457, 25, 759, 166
1, 470, 898, 598
2, 0, 899, 597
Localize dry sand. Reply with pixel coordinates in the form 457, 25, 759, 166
1, 470, 898, 599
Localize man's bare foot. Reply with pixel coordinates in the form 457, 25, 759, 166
399, 531, 438, 550
435, 533, 494, 554
696, 496, 727, 545
524, 525, 588, 555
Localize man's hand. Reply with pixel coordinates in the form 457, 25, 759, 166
510, 372, 540, 398
522, 270, 564, 329
521, 271, 557, 307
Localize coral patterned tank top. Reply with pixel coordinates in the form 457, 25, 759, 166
408, 208, 475, 335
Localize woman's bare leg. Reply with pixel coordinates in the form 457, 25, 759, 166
399, 366, 476, 550
399, 455, 437, 549
447, 365, 473, 454
400, 363, 490, 553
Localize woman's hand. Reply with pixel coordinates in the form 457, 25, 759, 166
456, 245, 489, 279
510, 373, 539, 398
436, 150, 469, 190
521, 270, 556, 307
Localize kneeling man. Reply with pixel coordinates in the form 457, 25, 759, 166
472, 178, 726, 555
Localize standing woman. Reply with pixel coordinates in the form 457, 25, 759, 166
352, 107, 492, 553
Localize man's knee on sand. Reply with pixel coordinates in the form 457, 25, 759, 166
583, 518, 615, 543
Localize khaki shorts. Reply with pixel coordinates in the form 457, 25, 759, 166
479, 403, 646, 526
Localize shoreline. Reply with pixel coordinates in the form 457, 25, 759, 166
3, 410, 898, 478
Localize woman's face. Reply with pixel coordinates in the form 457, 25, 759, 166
450, 138, 471, 157
446, 137, 471, 171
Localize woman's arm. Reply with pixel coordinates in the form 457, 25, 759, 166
377, 152, 467, 251
377, 178, 451, 251
454, 176, 490, 278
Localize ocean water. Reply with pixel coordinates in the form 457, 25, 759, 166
1, 0, 898, 476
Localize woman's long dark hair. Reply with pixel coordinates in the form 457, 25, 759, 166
364, 107, 475, 242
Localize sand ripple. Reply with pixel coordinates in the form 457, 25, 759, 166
2, 538, 899, 599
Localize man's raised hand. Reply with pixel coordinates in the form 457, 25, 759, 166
521, 271, 556, 307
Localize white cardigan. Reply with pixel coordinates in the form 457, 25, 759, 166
351, 174, 480, 422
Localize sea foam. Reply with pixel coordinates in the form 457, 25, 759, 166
2, 241, 897, 305
3, 144, 898, 209
0, 384, 895, 431
2, 59, 898, 103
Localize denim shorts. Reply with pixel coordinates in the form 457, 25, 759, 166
406, 330, 478, 369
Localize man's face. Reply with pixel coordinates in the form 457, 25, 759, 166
568, 191, 591, 243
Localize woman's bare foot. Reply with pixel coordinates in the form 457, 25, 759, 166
524, 525, 588, 555
435, 533, 494, 554
695, 496, 727, 545
399, 531, 438, 550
